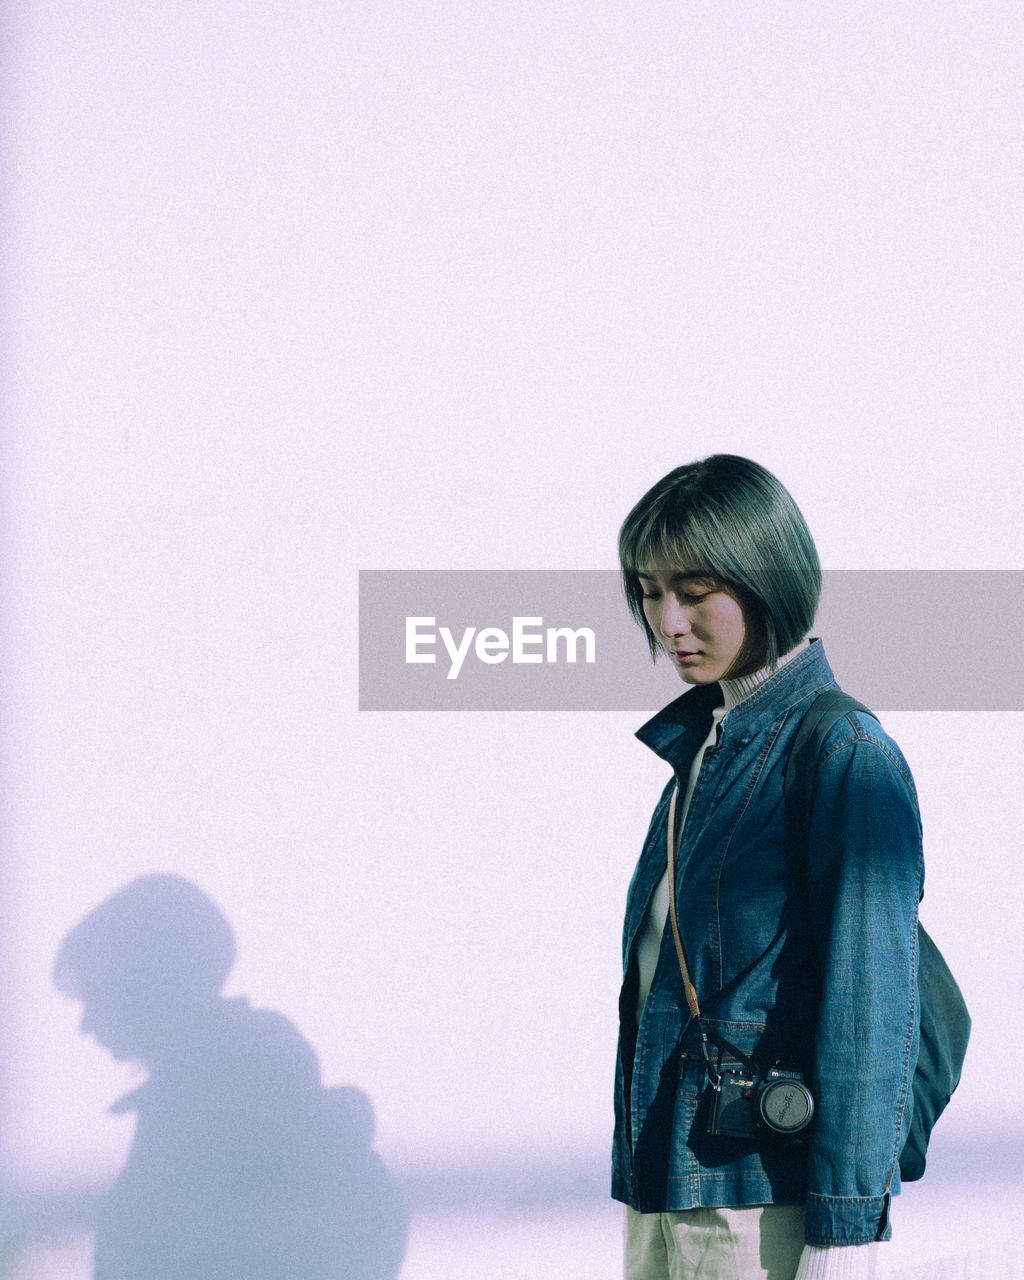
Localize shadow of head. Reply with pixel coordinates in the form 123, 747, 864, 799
54, 874, 236, 1062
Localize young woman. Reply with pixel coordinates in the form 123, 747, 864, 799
612, 456, 921, 1280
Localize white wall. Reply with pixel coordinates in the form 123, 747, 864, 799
4, 3, 1023, 1276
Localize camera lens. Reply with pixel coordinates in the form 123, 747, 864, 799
758, 1078, 813, 1134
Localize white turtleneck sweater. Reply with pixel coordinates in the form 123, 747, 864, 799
633, 642, 879, 1280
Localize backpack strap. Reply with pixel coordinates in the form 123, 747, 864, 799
784, 691, 876, 826
783, 688, 971, 1182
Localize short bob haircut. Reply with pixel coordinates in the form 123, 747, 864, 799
619, 454, 821, 671
53, 874, 236, 1003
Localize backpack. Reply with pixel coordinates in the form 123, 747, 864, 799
785, 690, 971, 1182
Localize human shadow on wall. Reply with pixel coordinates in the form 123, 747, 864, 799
53, 874, 408, 1280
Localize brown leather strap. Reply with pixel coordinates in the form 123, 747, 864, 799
666, 783, 758, 1085
666, 784, 702, 1022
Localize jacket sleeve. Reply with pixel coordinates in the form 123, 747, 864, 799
801, 721, 923, 1246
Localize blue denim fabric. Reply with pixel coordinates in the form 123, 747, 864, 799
612, 640, 922, 1246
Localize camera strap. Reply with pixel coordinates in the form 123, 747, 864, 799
666, 784, 758, 1087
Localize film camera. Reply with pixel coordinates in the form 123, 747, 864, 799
706, 1066, 814, 1140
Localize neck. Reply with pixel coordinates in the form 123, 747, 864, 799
719, 638, 810, 711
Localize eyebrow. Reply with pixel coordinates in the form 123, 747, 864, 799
636, 570, 716, 584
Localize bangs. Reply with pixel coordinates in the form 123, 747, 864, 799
619, 503, 722, 583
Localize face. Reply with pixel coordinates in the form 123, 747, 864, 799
637, 559, 762, 685
78, 987, 149, 1061
78, 983, 189, 1063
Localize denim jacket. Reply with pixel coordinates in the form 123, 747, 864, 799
612, 640, 922, 1246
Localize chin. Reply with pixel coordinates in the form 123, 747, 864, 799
678, 670, 723, 686
105, 1045, 142, 1062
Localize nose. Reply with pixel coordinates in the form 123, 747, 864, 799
659, 595, 693, 639
80, 1003, 97, 1037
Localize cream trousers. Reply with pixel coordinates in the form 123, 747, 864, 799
624, 1204, 806, 1280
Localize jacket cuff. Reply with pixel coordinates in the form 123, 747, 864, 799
804, 1193, 891, 1246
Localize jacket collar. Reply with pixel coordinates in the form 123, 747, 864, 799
635, 637, 836, 769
